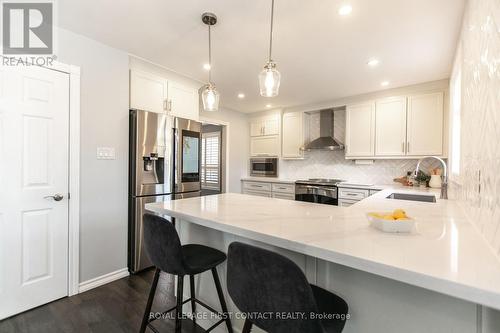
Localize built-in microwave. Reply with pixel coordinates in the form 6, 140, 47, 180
250, 158, 278, 177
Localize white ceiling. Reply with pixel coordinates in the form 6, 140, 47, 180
58, 0, 465, 113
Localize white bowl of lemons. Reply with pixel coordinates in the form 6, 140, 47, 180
367, 209, 415, 233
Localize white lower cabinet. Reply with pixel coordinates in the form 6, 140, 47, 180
338, 199, 358, 207
242, 190, 272, 198
338, 186, 380, 206
242, 180, 295, 200
272, 193, 296, 200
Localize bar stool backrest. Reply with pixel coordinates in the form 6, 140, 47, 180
227, 242, 324, 333
143, 213, 186, 276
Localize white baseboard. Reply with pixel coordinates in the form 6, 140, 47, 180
78, 268, 129, 293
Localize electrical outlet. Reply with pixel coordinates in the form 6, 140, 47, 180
97, 147, 116, 160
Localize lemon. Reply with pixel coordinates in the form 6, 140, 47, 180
383, 215, 396, 220
393, 209, 407, 219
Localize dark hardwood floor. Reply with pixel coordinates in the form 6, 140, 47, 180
0, 269, 205, 333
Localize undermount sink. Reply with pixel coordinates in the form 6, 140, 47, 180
386, 193, 437, 203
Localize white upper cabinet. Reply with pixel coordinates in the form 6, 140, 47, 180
251, 115, 280, 137
250, 114, 280, 157
130, 70, 168, 114
167, 81, 199, 121
345, 102, 376, 157
345, 91, 445, 159
406, 92, 444, 156
263, 118, 280, 136
282, 112, 309, 159
129, 69, 199, 120
250, 136, 280, 157
375, 97, 407, 156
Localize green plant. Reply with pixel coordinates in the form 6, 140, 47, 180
415, 170, 431, 184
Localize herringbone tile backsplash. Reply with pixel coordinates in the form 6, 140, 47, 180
449, 0, 500, 253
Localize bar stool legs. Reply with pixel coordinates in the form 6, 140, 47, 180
175, 276, 184, 333
189, 275, 196, 323
242, 319, 253, 333
140, 268, 161, 333
211, 267, 233, 333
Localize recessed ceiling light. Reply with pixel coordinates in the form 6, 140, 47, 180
203, 63, 211, 70
266, 104, 272, 108
367, 58, 380, 67
338, 5, 352, 16
237, 93, 245, 99
381, 81, 390, 87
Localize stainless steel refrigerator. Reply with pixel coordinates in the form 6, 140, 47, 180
128, 109, 201, 273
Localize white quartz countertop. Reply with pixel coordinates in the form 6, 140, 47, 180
146, 190, 500, 310
240, 177, 296, 184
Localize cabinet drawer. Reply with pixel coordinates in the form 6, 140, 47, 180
243, 181, 272, 192
272, 192, 295, 200
243, 190, 272, 198
339, 199, 358, 207
271, 183, 295, 194
339, 188, 369, 200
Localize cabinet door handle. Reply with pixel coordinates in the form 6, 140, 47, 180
402, 142, 405, 153
407, 142, 410, 153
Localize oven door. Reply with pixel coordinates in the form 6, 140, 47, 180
295, 185, 338, 205
250, 158, 278, 177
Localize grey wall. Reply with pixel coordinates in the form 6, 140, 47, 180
57, 27, 131, 282
201, 107, 249, 193
55, 32, 249, 282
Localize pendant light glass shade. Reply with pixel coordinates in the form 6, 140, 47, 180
201, 83, 219, 112
200, 13, 219, 112
259, 0, 281, 98
259, 60, 281, 97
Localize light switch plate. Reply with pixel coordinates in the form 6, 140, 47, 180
97, 147, 116, 160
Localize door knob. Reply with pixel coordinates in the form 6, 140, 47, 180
44, 194, 64, 201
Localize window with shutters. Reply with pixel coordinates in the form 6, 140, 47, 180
201, 131, 221, 190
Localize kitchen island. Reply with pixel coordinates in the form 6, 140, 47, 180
146, 190, 500, 333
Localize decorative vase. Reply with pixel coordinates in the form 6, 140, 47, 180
429, 175, 442, 189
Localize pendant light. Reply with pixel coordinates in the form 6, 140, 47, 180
259, 0, 281, 97
201, 12, 219, 112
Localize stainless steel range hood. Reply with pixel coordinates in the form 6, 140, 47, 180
303, 109, 344, 151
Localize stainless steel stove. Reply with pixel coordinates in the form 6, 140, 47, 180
295, 178, 346, 206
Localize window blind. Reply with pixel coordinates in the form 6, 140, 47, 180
201, 131, 221, 190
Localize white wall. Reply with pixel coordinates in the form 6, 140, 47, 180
56, 28, 130, 282
129, 56, 250, 193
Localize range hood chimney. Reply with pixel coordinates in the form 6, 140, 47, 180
303, 109, 344, 151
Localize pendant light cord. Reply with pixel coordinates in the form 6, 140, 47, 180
208, 25, 212, 83
268, 0, 275, 61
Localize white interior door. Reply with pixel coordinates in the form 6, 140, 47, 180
0, 65, 70, 319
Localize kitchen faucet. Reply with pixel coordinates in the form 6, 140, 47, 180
415, 156, 448, 199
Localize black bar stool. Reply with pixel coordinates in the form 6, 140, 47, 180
140, 213, 233, 333
227, 242, 349, 333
